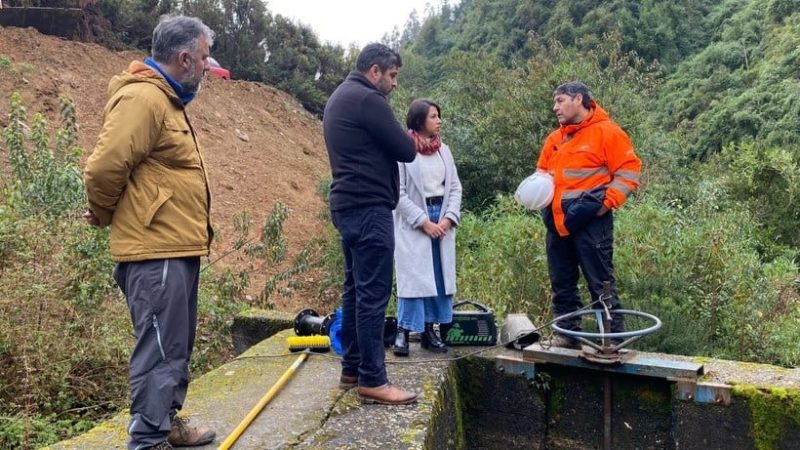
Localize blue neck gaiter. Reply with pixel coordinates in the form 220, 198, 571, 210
145, 57, 196, 105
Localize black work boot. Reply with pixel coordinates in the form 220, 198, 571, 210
421, 322, 447, 353
393, 327, 410, 356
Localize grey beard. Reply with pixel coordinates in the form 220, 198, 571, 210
184, 81, 202, 94
180, 67, 202, 94
181, 78, 201, 94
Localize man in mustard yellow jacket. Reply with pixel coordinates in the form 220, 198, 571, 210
83, 15, 216, 450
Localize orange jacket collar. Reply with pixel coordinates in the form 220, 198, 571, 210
558, 100, 610, 137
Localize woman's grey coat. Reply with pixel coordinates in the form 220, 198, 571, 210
394, 143, 462, 298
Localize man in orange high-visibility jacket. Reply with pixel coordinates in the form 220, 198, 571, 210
536, 81, 641, 349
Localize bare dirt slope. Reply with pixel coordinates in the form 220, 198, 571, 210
0, 27, 333, 310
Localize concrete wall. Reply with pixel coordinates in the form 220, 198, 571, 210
231, 309, 294, 355
230, 309, 800, 450
55, 310, 799, 449
452, 355, 800, 450
0, 8, 85, 39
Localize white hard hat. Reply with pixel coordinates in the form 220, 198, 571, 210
514, 172, 554, 211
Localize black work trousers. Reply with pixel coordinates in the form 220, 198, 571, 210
546, 213, 623, 333
114, 257, 200, 450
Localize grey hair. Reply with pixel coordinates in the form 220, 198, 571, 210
554, 81, 592, 109
151, 15, 215, 65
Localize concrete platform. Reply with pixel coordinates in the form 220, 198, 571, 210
48, 312, 800, 449
47, 328, 455, 450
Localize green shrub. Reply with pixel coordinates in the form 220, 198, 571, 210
0, 95, 260, 448
2, 93, 84, 217
60, 225, 115, 310
450, 185, 799, 366
0, 211, 132, 448
393, 33, 661, 212
456, 196, 552, 322
655, 6, 800, 157
713, 142, 800, 254
0, 413, 93, 449
615, 177, 799, 364
192, 268, 250, 374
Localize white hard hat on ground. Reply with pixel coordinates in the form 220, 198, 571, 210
514, 172, 554, 211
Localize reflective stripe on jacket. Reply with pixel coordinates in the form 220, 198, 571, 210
537, 101, 641, 237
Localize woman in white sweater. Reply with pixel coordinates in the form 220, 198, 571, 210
393, 99, 463, 356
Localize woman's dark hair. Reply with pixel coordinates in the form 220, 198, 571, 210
406, 99, 441, 132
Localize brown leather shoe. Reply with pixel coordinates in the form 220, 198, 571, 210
339, 375, 358, 390
168, 416, 216, 447
357, 383, 417, 405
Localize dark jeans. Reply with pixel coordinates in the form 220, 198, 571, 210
331, 205, 394, 388
546, 213, 623, 333
114, 257, 200, 450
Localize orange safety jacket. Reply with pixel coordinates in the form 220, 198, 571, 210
537, 101, 641, 237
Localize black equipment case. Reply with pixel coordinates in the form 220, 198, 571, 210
440, 300, 497, 346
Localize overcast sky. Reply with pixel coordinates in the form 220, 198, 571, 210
265, 0, 453, 48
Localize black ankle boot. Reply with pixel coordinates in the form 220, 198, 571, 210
421, 323, 447, 353
393, 327, 409, 356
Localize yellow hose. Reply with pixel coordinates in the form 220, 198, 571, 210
218, 352, 309, 450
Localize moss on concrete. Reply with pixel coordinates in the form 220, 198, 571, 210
44, 417, 129, 450
231, 309, 294, 354
327, 389, 361, 417
238, 308, 293, 319
451, 366, 466, 449
452, 358, 486, 413
53, 324, 800, 450
616, 380, 671, 416
401, 428, 422, 444
182, 329, 305, 424
732, 384, 800, 450
424, 364, 466, 450
548, 375, 566, 417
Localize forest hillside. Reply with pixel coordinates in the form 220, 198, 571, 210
0, 25, 336, 448
1, 0, 799, 447
387, 0, 799, 365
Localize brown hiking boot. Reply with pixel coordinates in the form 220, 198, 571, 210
149, 442, 173, 450
357, 383, 417, 405
168, 416, 216, 447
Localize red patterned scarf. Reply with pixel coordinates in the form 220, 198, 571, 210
409, 130, 442, 156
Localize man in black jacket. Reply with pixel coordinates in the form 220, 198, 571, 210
323, 43, 417, 405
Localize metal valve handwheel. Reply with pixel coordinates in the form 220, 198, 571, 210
551, 309, 662, 363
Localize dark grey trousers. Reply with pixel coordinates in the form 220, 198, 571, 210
113, 257, 200, 450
